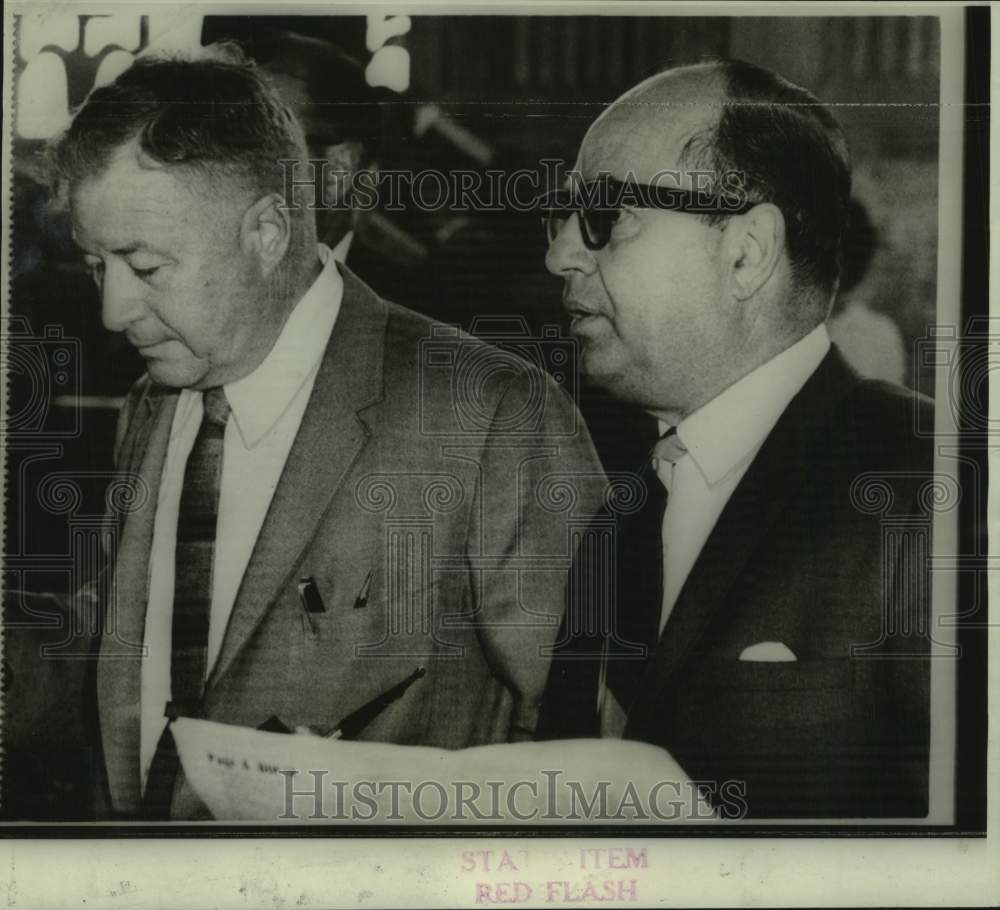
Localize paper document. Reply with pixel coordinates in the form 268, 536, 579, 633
172, 718, 723, 823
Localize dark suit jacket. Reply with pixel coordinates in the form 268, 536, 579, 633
539, 348, 933, 819
96, 265, 604, 819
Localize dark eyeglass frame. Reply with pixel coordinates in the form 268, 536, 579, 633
540, 177, 756, 250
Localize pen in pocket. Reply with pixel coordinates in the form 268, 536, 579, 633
297, 577, 327, 637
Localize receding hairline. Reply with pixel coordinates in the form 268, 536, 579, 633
580, 65, 728, 177
67, 134, 272, 211
609, 62, 729, 111
66, 137, 285, 258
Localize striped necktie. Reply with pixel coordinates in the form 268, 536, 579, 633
142, 386, 230, 819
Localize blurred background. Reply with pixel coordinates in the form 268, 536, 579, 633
4, 11, 942, 818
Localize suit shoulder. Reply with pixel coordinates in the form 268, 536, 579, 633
357, 272, 527, 366
847, 378, 933, 431
843, 378, 934, 470
383, 301, 566, 389
382, 297, 475, 347
378, 299, 585, 435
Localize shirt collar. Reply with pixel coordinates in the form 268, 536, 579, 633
222, 243, 343, 448
330, 229, 354, 264
660, 324, 831, 486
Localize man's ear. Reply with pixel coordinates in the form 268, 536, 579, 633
723, 203, 785, 300
240, 193, 292, 277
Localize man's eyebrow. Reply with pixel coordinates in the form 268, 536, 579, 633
110, 242, 173, 258
111, 243, 144, 256
72, 238, 172, 260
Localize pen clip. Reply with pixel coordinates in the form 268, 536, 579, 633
353, 569, 374, 609
297, 577, 324, 639
298, 577, 327, 613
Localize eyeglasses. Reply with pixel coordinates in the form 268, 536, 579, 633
540, 177, 755, 251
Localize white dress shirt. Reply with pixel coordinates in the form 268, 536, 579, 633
329, 228, 354, 264
140, 244, 344, 788
655, 324, 831, 632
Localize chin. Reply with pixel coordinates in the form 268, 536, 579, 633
581, 369, 631, 404
145, 359, 209, 390
580, 350, 625, 392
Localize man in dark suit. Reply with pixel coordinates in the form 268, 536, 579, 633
47, 46, 603, 820
537, 59, 933, 819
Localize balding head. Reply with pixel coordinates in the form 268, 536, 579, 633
580, 65, 726, 188
546, 59, 851, 418
581, 59, 852, 306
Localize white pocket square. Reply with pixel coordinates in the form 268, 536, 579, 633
738, 641, 797, 662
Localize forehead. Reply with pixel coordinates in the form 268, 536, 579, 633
577, 71, 724, 184
70, 144, 225, 249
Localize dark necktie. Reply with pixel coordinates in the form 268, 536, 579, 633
142, 386, 230, 819
603, 434, 673, 708
537, 423, 674, 738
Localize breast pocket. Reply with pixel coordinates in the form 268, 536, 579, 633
686, 657, 852, 692
297, 569, 383, 642
676, 655, 855, 737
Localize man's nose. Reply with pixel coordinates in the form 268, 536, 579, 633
544, 213, 596, 277
100, 265, 146, 333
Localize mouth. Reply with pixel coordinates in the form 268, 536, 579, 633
131, 339, 174, 356
563, 302, 604, 333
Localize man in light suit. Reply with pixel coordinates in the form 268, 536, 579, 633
51, 46, 603, 819
537, 60, 933, 818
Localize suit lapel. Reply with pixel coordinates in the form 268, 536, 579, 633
97, 384, 178, 815
207, 266, 387, 689
624, 348, 856, 737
